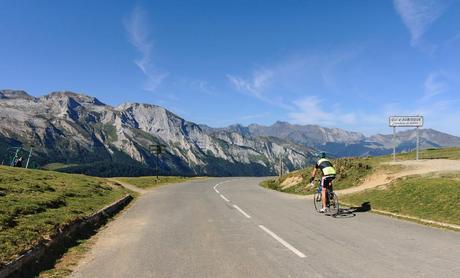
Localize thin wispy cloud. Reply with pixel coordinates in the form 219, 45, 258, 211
239, 112, 270, 121
227, 49, 363, 120
195, 80, 217, 96
227, 70, 291, 109
227, 70, 273, 98
393, 0, 450, 46
124, 6, 167, 92
422, 72, 448, 101
289, 96, 357, 126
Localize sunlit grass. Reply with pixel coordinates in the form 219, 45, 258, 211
260, 147, 460, 195
0, 166, 129, 265
341, 173, 460, 226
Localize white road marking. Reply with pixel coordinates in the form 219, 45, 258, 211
216, 180, 305, 258
258, 225, 306, 258
233, 204, 251, 218
213, 183, 221, 193
214, 180, 230, 193
220, 194, 230, 202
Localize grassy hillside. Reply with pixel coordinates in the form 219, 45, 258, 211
261, 157, 374, 194
341, 173, 460, 226
114, 176, 193, 189
0, 166, 130, 266
261, 147, 460, 195
261, 147, 460, 228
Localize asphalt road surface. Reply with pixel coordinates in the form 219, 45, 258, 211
72, 178, 460, 278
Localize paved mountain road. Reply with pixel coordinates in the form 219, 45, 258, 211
72, 178, 460, 278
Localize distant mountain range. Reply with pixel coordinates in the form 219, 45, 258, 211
222, 121, 460, 157
1, 89, 459, 177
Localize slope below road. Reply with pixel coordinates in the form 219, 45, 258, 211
72, 178, 460, 278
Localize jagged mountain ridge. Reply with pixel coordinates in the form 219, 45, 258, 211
0, 90, 314, 176
209, 122, 460, 157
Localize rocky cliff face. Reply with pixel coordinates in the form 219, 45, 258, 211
0, 90, 313, 176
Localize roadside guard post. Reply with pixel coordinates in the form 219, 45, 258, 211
389, 116, 424, 161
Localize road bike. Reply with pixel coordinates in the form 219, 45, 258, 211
312, 179, 339, 216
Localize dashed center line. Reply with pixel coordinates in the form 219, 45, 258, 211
213, 180, 305, 259
258, 225, 307, 258
220, 194, 230, 202
233, 204, 251, 218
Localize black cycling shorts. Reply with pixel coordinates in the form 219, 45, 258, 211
321, 175, 335, 189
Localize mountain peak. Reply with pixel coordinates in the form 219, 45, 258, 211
272, 121, 291, 126
44, 91, 105, 106
0, 89, 34, 100
116, 102, 162, 111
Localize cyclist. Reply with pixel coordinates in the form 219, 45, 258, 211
309, 152, 336, 213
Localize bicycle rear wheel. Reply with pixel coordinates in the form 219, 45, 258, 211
328, 192, 340, 216
313, 192, 322, 212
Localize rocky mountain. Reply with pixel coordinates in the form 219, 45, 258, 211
2, 89, 459, 177
0, 90, 314, 176
211, 122, 460, 157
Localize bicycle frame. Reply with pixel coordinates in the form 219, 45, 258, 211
313, 179, 339, 216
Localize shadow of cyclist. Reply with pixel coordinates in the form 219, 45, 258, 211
334, 202, 371, 219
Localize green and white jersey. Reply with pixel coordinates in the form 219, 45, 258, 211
315, 158, 336, 176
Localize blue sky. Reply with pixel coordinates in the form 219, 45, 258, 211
1, 0, 460, 135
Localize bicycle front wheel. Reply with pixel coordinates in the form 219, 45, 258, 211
328, 192, 340, 216
313, 192, 322, 213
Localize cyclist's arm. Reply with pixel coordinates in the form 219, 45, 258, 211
310, 164, 318, 183
311, 167, 317, 178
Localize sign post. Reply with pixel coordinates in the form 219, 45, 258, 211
389, 116, 424, 161
149, 144, 165, 180
416, 127, 420, 160
393, 126, 396, 162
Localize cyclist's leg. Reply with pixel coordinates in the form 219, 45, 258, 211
321, 176, 327, 209
328, 176, 335, 192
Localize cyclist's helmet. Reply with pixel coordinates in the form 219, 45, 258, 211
320, 152, 326, 158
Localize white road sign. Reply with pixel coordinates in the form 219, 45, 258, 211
389, 116, 423, 127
